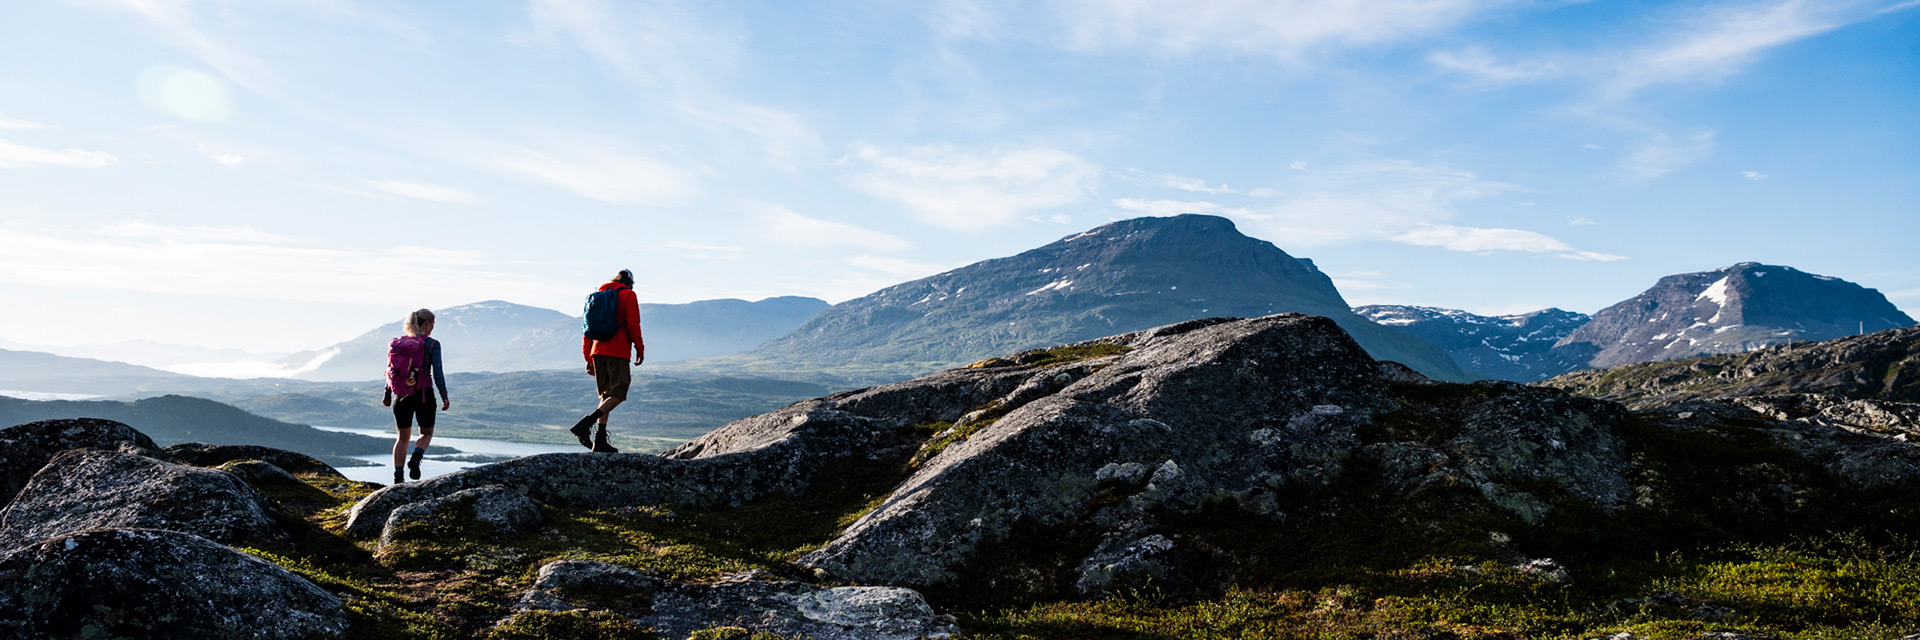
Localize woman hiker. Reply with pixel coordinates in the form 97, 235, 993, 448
383, 308, 450, 484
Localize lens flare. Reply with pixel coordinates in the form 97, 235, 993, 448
137, 67, 235, 123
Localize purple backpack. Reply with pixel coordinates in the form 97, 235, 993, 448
386, 336, 430, 397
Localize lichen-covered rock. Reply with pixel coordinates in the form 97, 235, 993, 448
345, 358, 1067, 540
379, 484, 542, 548
0, 418, 162, 503
164, 442, 346, 478
0, 450, 284, 551
638, 580, 956, 640
514, 559, 658, 613
221, 459, 303, 486
1074, 533, 1184, 598
801, 314, 1633, 589
1645, 395, 1920, 490
0, 528, 348, 639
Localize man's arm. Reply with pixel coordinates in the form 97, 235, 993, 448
622, 288, 644, 364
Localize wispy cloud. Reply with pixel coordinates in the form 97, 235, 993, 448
0, 114, 51, 130
363, 180, 480, 204
1040, 0, 1513, 60
523, 0, 824, 167
1244, 159, 1519, 246
1390, 225, 1627, 260
1117, 168, 1236, 193
846, 255, 949, 280
665, 241, 745, 260
474, 142, 699, 205
0, 222, 571, 307
1431, 0, 1907, 98
755, 205, 913, 252
1619, 130, 1716, 180
1428, 46, 1558, 85
847, 143, 1101, 231
98, 221, 291, 244
1741, 170, 1768, 181
1112, 198, 1254, 217
0, 139, 119, 169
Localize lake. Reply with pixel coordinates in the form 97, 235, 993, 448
313, 425, 585, 484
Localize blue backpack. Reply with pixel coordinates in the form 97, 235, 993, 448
582, 288, 623, 341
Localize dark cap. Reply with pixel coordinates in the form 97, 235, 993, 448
615, 269, 635, 286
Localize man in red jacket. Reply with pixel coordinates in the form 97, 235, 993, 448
571, 269, 644, 453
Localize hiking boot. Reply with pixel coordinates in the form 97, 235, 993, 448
393, 469, 404, 485
408, 448, 424, 480
569, 414, 596, 449
592, 425, 620, 453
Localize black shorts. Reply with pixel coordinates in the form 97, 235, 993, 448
394, 392, 436, 434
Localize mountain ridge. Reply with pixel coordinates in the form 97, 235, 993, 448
718, 214, 1470, 382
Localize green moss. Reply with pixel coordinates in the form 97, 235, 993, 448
687, 627, 793, 640
1023, 343, 1133, 368
486, 610, 655, 640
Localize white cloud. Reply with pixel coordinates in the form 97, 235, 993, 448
1118, 169, 1235, 193
1430, 0, 1904, 98
1112, 198, 1254, 218
1606, 0, 1869, 97
475, 144, 699, 205
363, 180, 480, 204
208, 154, 246, 167
1584, 144, 1603, 149
1390, 224, 1626, 260
0, 139, 119, 169
1570, 216, 1597, 225
1288, 161, 1308, 171
1741, 170, 1768, 181
1428, 47, 1558, 85
0, 222, 572, 307
524, 0, 824, 166
1044, 0, 1513, 59
1619, 130, 1716, 180
847, 144, 1101, 231
846, 255, 950, 280
755, 206, 913, 252
0, 114, 51, 130
98, 221, 291, 244
665, 241, 745, 260
1243, 159, 1518, 246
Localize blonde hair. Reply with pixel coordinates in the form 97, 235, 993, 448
403, 309, 436, 336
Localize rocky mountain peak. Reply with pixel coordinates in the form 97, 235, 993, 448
1557, 262, 1915, 368
741, 214, 1468, 381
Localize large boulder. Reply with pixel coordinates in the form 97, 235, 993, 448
799, 315, 1633, 589
344, 360, 1056, 539
0, 418, 161, 503
163, 442, 346, 478
0, 528, 348, 639
638, 579, 957, 640
0, 450, 284, 551
379, 484, 543, 548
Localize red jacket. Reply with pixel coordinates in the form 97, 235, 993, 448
582, 282, 644, 362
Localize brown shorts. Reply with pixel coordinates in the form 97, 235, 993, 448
593, 355, 632, 401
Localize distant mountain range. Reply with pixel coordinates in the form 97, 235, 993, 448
1359, 262, 1915, 381
707, 214, 1471, 382
274, 296, 829, 382
1353, 306, 1594, 382
0, 349, 192, 396
0, 394, 387, 466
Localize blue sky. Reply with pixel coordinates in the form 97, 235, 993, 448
2, 0, 1916, 362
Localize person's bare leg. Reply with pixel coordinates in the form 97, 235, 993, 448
392, 427, 412, 469
595, 396, 623, 418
